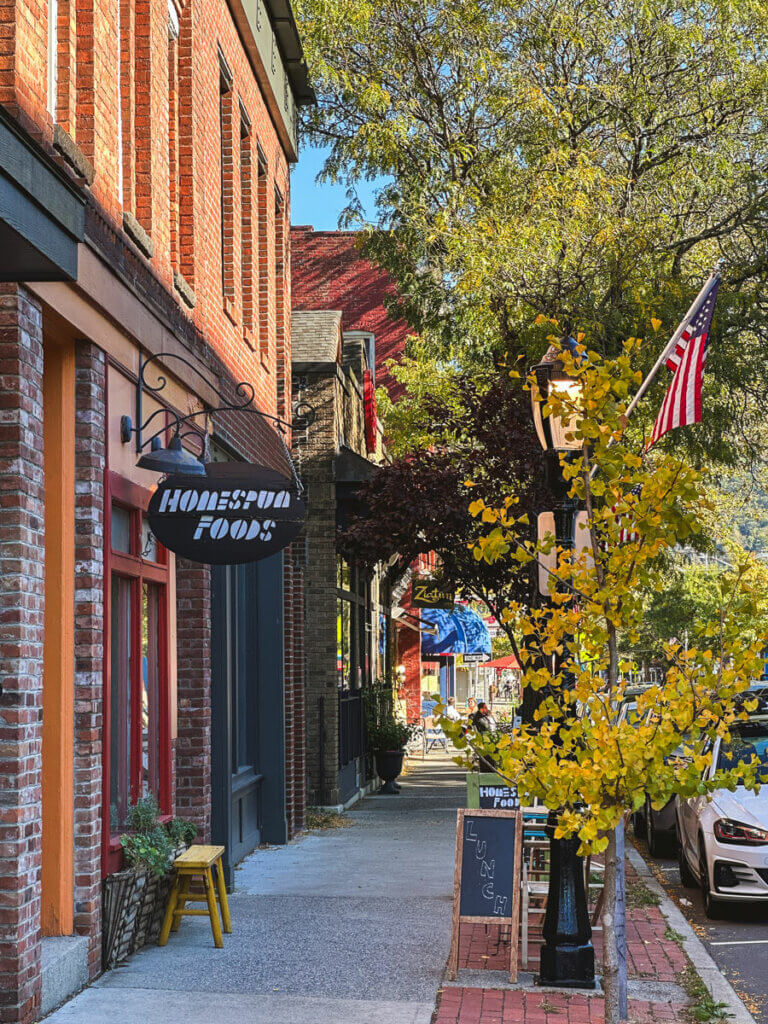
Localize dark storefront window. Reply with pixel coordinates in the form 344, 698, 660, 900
105, 483, 170, 868
336, 557, 371, 691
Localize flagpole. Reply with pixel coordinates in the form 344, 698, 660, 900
623, 259, 724, 421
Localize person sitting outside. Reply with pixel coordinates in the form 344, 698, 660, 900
444, 696, 461, 723
470, 701, 498, 771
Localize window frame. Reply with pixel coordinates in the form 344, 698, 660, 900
102, 471, 171, 876
336, 557, 372, 691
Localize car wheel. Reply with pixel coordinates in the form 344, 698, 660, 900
677, 831, 697, 888
699, 838, 722, 919
645, 799, 662, 857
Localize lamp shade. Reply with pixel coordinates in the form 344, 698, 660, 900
530, 358, 583, 452
136, 434, 206, 476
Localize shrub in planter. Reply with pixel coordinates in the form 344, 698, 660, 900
369, 718, 414, 753
102, 796, 198, 967
368, 716, 415, 794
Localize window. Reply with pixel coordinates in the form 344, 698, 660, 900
116, 0, 152, 231
134, 0, 153, 230
47, 0, 58, 116
177, 5, 195, 285
105, 479, 170, 867
257, 148, 269, 361
240, 107, 254, 346
336, 557, 371, 691
117, 0, 134, 209
168, 1, 180, 270
219, 50, 235, 313
274, 187, 286, 407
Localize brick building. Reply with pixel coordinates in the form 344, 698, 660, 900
291, 226, 413, 401
291, 227, 429, 740
291, 310, 390, 807
0, 1, 311, 1021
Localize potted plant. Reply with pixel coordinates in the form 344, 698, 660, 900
369, 717, 415, 794
102, 796, 197, 968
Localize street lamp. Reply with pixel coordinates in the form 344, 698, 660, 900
531, 347, 584, 459
529, 345, 595, 990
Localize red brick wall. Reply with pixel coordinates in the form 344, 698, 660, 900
397, 620, 423, 723
0, 6, 306, 1015
283, 545, 306, 838
175, 560, 212, 841
0, 0, 291, 416
291, 227, 412, 401
73, 341, 106, 978
0, 286, 45, 1024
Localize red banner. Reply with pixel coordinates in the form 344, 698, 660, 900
364, 369, 377, 452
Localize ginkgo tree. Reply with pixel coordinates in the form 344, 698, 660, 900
439, 341, 768, 1024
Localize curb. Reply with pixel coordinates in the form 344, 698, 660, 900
626, 843, 757, 1024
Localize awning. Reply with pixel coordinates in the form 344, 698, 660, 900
483, 654, 521, 671
420, 604, 492, 658
334, 446, 377, 530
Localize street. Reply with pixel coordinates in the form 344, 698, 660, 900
634, 836, 768, 1023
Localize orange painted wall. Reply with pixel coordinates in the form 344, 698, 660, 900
41, 339, 75, 935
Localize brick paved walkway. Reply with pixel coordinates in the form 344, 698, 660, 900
458, 864, 687, 983
435, 989, 688, 1023
459, 904, 687, 982
448, 861, 690, 1023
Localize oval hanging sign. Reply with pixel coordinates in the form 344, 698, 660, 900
147, 462, 306, 565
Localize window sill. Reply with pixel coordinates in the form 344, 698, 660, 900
123, 211, 154, 259
223, 295, 238, 326
174, 269, 196, 309
52, 124, 95, 185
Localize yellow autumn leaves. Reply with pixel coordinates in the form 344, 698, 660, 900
445, 340, 767, 854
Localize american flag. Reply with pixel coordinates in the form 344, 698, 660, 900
609, 484, 642, 545
647, 277, 721, 448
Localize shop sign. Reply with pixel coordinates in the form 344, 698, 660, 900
412, 576, 455, 609
147, 463, 306, 565
478, 783, 519, 810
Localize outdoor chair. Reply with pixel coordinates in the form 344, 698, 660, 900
421, 715, 448, 756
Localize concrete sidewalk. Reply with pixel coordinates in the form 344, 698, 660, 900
44, 753, 465, 1024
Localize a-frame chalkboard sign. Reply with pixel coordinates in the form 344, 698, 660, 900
447, 808, 523, 982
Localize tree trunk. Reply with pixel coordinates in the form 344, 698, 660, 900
602, 826, 628, 1023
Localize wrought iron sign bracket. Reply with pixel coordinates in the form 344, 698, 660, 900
120, 351, 315, 454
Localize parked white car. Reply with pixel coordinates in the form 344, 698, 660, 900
677, 708, 768, 918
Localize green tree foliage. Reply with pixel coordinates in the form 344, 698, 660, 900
296, 0, 768, 462
628, 562, 728, 662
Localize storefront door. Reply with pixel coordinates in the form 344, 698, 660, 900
211, 554, 287, 887
211, 563, 261, 881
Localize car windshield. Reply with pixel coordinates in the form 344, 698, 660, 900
717, 721, 768, 780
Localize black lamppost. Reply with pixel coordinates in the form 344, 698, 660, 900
529, 349, 595, 989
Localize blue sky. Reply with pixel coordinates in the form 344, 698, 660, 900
290, 144, 384, 231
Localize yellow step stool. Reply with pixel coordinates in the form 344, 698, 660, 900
158, 844, 232, 949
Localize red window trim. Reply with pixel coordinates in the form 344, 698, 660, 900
102, 469, 172, 876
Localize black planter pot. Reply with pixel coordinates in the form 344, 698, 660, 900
375, 749, 405, 794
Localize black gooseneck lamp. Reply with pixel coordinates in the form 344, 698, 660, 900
529, 345, 596, 990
